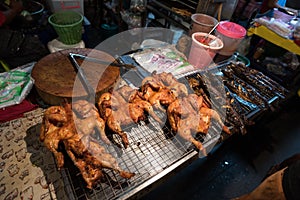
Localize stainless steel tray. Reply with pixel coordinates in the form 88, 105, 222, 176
61, 116, 220, 199
59, 55, 287, 200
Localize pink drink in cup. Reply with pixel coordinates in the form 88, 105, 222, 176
188, 32, 223, 70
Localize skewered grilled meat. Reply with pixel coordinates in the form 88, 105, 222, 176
229, 62, 288, 98
186, 67, 258, 136
222, 89, 251, 135
222, 69, 268, 109
227, 63, 274, 97
255, 71, 288, 97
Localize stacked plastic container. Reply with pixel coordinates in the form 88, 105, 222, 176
47, 0, 84, 15
214, 21, 247, 56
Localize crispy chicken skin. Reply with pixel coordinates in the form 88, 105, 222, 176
40, 106, 67, 141
40, 70, 230, 188
40, 100, 135, 188
72, 100, 110, 144
140, 72, 188, 112
167, 94, 230, 155
40, 105, 70, 168
98, 85, 163, 148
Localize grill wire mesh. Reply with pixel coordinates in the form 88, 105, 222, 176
59, 59, 284, 199
61, 108, 220, 200
186, 71, 279, 118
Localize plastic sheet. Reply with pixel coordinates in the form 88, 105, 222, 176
0, 62, 35, 109
132, 42, 195, 76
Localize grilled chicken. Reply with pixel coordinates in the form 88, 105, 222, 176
40, 105, 70, 168
167, 94, 230, 155
72, 100, 110, 144
40, 100, 135, 189
140, 72, 188, 111
153, 71, 188, 97
98, 85, 163, 148
64, 133, 134, 189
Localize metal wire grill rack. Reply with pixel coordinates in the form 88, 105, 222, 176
61, 109, 220, 199
59, 55, 285, 199
184, 61, 284, 119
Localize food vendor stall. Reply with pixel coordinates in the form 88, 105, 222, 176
246, 9, 300, 88
0, 22, 292, 199
247, 17, 300, 56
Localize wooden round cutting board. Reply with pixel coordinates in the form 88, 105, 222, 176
31, 48, 120, 105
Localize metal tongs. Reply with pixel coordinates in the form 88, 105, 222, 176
69, 53, 137, 69
68, 53, 150, 101
68, 53, 134, 101
68, 53, 98, 102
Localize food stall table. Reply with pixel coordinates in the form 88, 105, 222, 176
0, 41, 289, 199
247, 25, 300, 56
246, 12, 300, 88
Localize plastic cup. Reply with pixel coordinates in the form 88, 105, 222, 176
188, 32, 223, 70
189, 13, 218, 36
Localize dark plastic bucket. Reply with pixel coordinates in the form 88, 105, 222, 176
101, 24, 118, 40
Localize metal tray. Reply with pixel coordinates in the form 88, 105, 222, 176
61, 116, 220, 199
58, 54, 223, 199
59, 54, 286, 200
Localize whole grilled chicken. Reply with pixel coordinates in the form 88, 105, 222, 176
153, 71, 188, 97
167, 94, 230, 155
72, 100, 110, 144
140, 72, 188, 112
167, 94, 206, 154
64, 133, 135, 189
98, 85, 163, 148
40, 100, 135, 189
